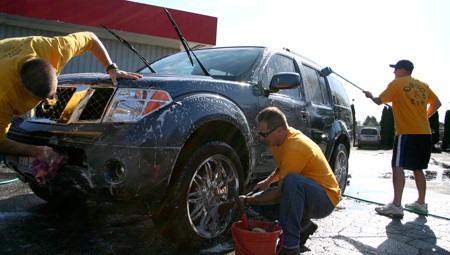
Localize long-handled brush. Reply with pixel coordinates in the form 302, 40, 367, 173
322, 67, 390, 107
230, 187, 252, 230
321, 67, 365, 91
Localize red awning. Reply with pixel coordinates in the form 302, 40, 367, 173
0, 0, 217, 45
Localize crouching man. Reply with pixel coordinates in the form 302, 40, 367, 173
239, 107, 341, 255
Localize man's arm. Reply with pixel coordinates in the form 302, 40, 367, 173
240, 178, 283, 206
0, 138, 58, 163
239, 168, 282, 206
254, 167, 280, 191
428, 98, 442, 118
363, 91, 383, 105
83, 32, 142, 85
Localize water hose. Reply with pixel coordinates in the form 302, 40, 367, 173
0, 178, 19, 185
343, 194, 450, 221
1, 157, 20, 185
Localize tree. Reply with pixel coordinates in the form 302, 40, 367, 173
380, 106, 395, 148
429, 111, 440, 150
442, 110, 450, 151
363, 116, 379, 126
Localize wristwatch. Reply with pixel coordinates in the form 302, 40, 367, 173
106, 63, 118, 73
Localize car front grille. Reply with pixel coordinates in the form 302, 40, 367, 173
32, 86, 115, 124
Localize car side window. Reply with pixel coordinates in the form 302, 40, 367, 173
328, 76, 351, 107
263, 54, 299, 98
302, 65, 330, 106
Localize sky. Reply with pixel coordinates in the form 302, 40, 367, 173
132, 0, 450, 123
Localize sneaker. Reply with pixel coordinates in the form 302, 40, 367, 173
279, 247, 300, 255
300, 220, 318, 247
375, 202, 404, 218
405, 201, 428, 214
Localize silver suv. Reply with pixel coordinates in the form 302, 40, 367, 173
358, 127, 381, 149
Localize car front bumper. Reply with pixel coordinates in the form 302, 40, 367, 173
5, 130, 180, 209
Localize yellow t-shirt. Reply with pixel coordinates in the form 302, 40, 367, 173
271, 127, 341, 206
379, 76, 438, 135
0, 32, 93, 141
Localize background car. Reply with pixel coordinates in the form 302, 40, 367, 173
4, 46, 353, 248
357, 127, 381, 149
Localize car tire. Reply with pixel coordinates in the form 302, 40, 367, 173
153, 141, 243, 248
330, 143, 349, 194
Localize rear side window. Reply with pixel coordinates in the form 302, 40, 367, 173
361, 129, 378, 135
328, 76, 351, 107
302, 65, 330, 106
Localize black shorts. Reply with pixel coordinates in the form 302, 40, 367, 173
392, 134, 432, 170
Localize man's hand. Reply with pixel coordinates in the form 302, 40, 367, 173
84, 31, 143, 86
363, 90, 373, 99
108, 69, 143, 86
35, 146, 60, 163
238, 195, 246, 208
0, 139, 59, 163
363, 91, 383, 105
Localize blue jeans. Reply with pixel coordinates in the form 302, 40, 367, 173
251, 174, 336, 249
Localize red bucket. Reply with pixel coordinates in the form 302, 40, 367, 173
232, 220, 283, 255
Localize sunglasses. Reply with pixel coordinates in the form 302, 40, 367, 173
258, 124, 284, 138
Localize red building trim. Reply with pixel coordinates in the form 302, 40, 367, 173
0, 0, 217, 45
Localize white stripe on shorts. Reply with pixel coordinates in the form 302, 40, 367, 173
394, 134, 403, 167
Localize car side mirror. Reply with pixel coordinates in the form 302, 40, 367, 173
269, 72, 301, 92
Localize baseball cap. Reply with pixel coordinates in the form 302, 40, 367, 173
389, 60, 414, 72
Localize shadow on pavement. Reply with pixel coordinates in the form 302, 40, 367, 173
333, 216, 449, 254
0, 195, 198, 255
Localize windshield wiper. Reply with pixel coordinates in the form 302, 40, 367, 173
164, 8, 210, 77
100, 24, 156, 73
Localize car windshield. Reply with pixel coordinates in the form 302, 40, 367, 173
361, 129, 378, 135
139, 47, 263, 82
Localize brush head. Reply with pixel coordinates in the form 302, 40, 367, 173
321, 67, 332, 76
217, 200, 235, 217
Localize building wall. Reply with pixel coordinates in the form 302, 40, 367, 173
0, 0, 217, 75
0, 22, 179, 74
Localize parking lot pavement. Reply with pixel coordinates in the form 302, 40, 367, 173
219, 196, 450, 255
2, 150, 450, 255
296, 197, 450, 255
430, 150, 450, 169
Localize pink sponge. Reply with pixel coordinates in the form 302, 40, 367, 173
32, 155, 68, 185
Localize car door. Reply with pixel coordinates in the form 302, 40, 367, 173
255, 53, 310, 176
300, 64, 334, 153
327, 75, 353, 138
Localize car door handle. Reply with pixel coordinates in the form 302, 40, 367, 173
300, 111, 310, 119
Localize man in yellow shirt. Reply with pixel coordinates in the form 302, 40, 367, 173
364, 60, 441, 217
240, 107, 341, 255
0, 32, 142, 163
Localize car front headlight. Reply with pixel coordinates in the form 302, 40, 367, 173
103, 88, 172, 123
